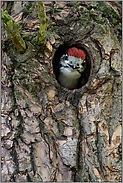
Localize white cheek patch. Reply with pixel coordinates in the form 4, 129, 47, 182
60, 54, 86, 73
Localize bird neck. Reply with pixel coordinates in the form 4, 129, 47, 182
58, 67, 81, 89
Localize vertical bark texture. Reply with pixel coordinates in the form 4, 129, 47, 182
1, 1, 122, 182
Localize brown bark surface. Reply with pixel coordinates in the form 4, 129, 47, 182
1, 1, 122, 182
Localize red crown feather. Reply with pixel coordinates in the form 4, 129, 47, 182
67, 47, 86, 60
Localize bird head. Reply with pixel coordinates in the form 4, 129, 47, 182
60, 47, 86, 74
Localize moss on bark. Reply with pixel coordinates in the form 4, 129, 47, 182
36, 1, 48, 46
1, 9, 26, 53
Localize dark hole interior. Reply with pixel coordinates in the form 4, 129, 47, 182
52, 43, 91, 90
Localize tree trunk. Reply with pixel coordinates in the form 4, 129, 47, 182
1, 1, 122, 182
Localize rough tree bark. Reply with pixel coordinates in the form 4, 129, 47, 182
1, 1, 122, 182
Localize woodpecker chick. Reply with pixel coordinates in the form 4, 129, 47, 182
58, 47, 86, 89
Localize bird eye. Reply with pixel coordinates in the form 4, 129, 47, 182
81, 60, 86, 66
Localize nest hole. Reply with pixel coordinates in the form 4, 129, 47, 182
52, 43, 91, 90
